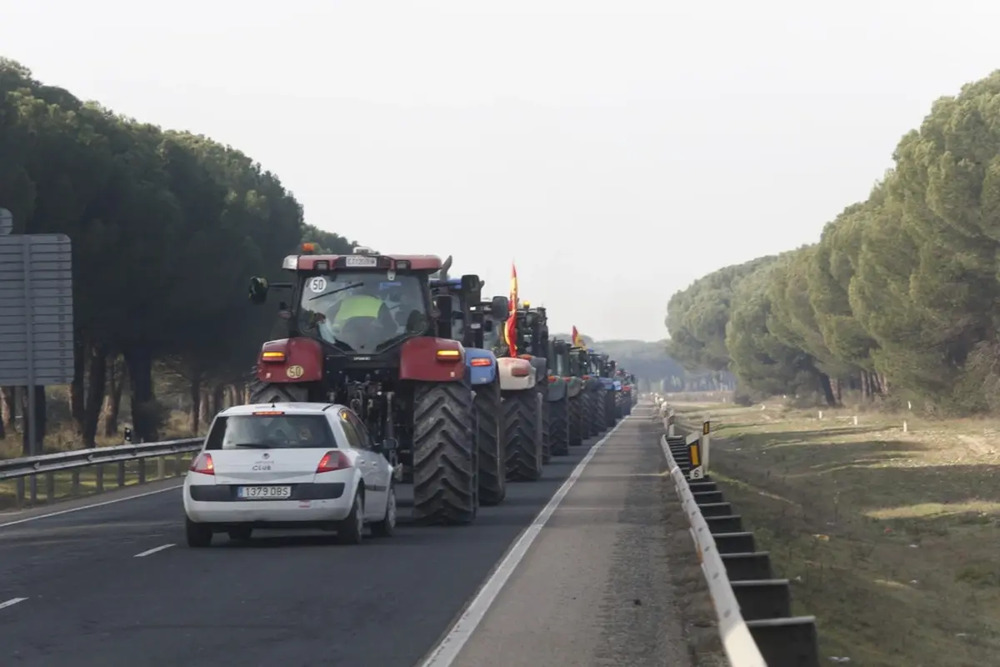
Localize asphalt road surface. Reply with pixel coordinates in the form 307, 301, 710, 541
1, 404, 691, 667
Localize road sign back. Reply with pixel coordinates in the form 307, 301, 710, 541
0, 234, 74, 386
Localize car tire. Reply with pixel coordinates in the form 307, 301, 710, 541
371, 485, 397, 537
337, 491, 364, 545
228, 526, 252, 542
186, 518, 213, 548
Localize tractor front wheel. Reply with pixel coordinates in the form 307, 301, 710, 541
412, 382, 477, 525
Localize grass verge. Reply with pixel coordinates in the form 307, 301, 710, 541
671, 399, 1000, 667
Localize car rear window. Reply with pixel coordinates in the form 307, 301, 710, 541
205, 414, 337, 451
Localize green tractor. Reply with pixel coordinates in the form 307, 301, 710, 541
549, 337, 585, 447
514, 306, 570, 457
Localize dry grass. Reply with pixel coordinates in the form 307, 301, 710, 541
0, 410, 201, 511
671, 399, 1000, 667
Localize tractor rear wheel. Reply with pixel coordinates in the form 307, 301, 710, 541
568, 394, 583, 446
589, 389, 606, 436
475, 380, 506, 506
411, 382, 477, 525
503, 389, 543, 482
249, 380, 309, 405
549, 396, 570, 456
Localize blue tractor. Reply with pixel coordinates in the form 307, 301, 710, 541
430, 257, 510, 506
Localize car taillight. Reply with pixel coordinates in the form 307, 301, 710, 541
190, 452, 214, 475
316, 451, 351, 473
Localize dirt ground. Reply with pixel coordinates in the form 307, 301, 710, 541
670, 398, 1000, 667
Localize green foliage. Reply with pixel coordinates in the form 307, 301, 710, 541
665, 68, 1000, 414
0, 59, 359, 445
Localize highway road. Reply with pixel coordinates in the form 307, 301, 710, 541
0, 405, 693, 667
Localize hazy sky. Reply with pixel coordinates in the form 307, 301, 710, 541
4, 0, 1000, 341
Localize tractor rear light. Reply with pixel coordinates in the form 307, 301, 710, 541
317, 451, 352, 473
582, 374, 590, 380
190, 453, 215, 475
511, 365, 531, 378
548, 375, 557, 383
261, 350, 286, 363
470, 357, 492, 367
436, 349, 461, 361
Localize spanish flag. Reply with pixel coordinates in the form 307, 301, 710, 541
505, 262, 518, 356
572, 326, 584, 348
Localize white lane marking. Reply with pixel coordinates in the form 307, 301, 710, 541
133, 543, 175, 558
418, 416, 632, 667
0, 597, 28, 610
0, 484, 183, 530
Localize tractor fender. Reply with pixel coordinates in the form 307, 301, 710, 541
584, 377, 603, 392
527, 356, 547, 384
497, 357, 536, 391
256, 337, 324, 384
565, 376, 583, 398
546, 376, 568, 402
399, 337, 467, 382
598, 376, 615, 391
464, 347, 498, 386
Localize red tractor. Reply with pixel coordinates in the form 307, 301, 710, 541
246, 245, 480, 525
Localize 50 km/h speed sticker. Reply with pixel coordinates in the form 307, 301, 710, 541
308, 277, 327, 293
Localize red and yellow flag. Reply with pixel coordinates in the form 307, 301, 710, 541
504, 262, 519, 356
572, 326, 584, 348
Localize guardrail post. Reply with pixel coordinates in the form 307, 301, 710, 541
96, 465, 104, 492
71, 469, 80, 496
116, 461, 125, 487
746, 617, 821, 667
29, 475, 38, 503
138, 459, 146, 485
157, 457, 165, 480
702, 420, 711, 471
45, 471, 55, 502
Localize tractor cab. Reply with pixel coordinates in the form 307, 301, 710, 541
249, 245, 440, 358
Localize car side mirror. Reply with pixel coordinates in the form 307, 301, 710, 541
249, 276, 269, 304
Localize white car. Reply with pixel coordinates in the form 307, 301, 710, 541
183, 402, 397, 547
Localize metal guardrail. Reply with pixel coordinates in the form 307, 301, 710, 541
0, 437, 203, 507
658, 404, 821, 667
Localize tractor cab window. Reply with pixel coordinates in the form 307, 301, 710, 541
299, 271, 430, 352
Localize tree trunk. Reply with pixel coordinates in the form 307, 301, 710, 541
819, 373, 837, 406
69, 333, 86, 435
212, 384, 225, 416
2, 387, 16, 431
102, 354, 125, 437
82, 343, 108, 447
124, 345, 159, 442
188, 369, 202, 435
19, 386, 46, 456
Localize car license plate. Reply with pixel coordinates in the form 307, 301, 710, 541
345, 255, 378, 267
238, 485, 292, 500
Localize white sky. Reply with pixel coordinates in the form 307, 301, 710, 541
4, 0, 1000, 341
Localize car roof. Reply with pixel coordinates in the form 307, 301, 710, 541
218, 402, 348, 417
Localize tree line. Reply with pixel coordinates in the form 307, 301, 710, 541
0, 59, 357, 453
666, 69, 1000, 415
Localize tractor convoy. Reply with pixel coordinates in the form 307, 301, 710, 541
244, 245, 637, 526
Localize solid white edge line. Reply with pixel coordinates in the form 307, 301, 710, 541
416, 413, 637, 667
0, 483, 183, 530
133, 543, 176, 558
0, 597, 28, 610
